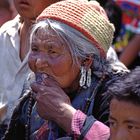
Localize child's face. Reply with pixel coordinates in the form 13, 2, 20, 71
109, 98, 140, 140
14, 0, 60, 20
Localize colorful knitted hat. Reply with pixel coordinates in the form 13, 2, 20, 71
37, 0, 115, 57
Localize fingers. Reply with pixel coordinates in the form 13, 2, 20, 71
43, 78, 60, 87
31, 83, 48, 101
34, 73, 60, 87
31, 82, 46, 93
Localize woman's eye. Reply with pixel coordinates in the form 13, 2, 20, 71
32, 47, 38, 52
49, 50, 56, 54
48, 50, 59, 56
127, 125, 134, 130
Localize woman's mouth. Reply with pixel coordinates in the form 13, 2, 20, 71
19, 1, 30, 6
35, 73, 49, 83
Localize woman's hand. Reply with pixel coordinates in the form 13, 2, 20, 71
31, 74, 76, 133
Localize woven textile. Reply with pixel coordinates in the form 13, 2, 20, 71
37, 0, 115, 57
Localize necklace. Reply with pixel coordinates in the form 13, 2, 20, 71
25, 91, 35, 140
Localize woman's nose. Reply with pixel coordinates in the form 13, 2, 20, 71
35, 57, 49, 72
36, 58, 43, 67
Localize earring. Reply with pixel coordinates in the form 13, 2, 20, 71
86, 68, 91, 87
79, 66, 86, 88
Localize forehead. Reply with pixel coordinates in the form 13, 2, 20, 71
31, 27, 68, 50
32, 27, 62, 42
110, 98, 140, 120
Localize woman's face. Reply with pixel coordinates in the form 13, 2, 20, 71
14, 0, 60, 20
28, 28, 80, 89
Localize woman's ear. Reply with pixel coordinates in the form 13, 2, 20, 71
83, 55, 93, 69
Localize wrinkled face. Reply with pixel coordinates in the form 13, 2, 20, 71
14, 0, 60, 19
109, 98, 140, 140
28, 28, 80, 88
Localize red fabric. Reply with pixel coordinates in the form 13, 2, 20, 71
85, 121, 110, 140
35, 122, 49, 140
72, 110, 87, 139
71, 110, 110, 140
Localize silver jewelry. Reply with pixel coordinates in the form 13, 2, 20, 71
86, 68, 91, 87
79, 66, 86, 88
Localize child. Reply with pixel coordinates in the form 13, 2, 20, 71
107, 66, 140, 140
0, 0, 13, 27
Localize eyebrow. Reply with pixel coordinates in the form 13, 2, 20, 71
124, 120, 140, 126
110, 116, 140, 125
109, 116, 117, 121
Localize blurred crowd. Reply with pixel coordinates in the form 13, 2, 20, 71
0, 0, 17, 27
0, 0, 140, 140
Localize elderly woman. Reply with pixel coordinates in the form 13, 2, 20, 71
3, 0, 127, 140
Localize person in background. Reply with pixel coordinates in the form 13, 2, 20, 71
113, 0, 140, 69
104, 1, 128, 72
9, 0, 18, 18
95, 0, 128, 72
0, 0, 62, 139
95, 0, 108, 7
3, 1, 128, 140
107, 66, 140, 140
119, 35, 140, 69
0, 0, 14, 27
104, 1, 122, 44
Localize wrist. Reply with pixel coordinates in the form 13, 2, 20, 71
56, 103, 76, 133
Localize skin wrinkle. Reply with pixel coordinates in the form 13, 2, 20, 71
29, 28, 80, 89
